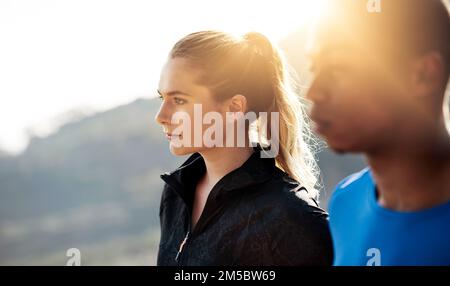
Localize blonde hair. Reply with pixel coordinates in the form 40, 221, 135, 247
170, 31, 320, 199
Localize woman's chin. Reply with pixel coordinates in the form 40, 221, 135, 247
169, 146, 186, 156
169, 144, 211, 156
169, 145, 197, 156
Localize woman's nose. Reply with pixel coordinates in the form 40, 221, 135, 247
155, 100, 171, 126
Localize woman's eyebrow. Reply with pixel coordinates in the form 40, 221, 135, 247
157, 89, 191, 96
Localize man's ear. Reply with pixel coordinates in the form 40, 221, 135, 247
227, 94, 248, 113
410, 51, 446, 98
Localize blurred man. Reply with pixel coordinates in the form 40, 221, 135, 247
307, 0, 450, 265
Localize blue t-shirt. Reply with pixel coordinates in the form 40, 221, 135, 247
329, 168, 450, 266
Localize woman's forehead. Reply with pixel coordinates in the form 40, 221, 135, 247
160, 58, 201, 86
159, 58, 210, 97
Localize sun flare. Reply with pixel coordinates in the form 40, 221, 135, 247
215, 0, 329, 41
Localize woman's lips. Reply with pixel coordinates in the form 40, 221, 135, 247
165, 133, 182, 141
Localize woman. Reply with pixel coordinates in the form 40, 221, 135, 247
155, 31, 332, 266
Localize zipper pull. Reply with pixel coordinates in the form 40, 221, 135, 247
175, 231, 190, 262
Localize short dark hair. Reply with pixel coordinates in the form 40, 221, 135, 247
317, 0, 450, 82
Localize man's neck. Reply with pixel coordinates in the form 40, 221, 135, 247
366, 129, 450, 212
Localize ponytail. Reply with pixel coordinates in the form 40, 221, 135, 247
242, 32, 320, 198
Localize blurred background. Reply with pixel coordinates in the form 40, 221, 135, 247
0, 0, 448, 265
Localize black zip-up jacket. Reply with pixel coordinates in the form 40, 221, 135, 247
157, 150, 333, 266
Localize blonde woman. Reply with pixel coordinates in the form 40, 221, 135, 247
155, 31, 332, 266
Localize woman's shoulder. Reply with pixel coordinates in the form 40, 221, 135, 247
249, 168, 328, 221
258, 168, 320, 204
246, 169, 332, 265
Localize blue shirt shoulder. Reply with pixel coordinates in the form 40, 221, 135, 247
329, 168, 450, 266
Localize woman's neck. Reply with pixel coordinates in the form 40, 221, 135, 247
199, 147, 254, 188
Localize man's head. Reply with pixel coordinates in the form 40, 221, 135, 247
307, 0, 450, 154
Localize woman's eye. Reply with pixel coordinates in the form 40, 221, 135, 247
174, 97, 186, 105
158, 94, 163, 100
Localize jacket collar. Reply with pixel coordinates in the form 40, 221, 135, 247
160, 149, 276, 199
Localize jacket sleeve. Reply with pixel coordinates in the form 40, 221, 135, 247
263, 196, 334, 266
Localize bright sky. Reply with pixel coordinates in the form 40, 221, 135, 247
0, 0, 326, 154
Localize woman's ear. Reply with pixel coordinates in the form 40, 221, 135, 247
228, 94, 248, 113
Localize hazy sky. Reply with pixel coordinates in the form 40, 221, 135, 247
0, 0, 325, 154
